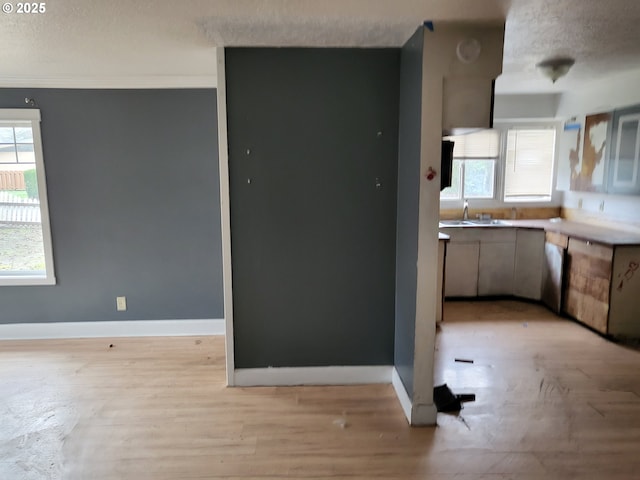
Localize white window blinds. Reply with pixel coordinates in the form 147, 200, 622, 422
448, 130, 500, 158
504, 129, 556, 199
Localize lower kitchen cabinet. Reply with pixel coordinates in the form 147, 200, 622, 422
563, 238, 612, 334
445, 241, 479, 297
609, 246, 640, 337
477, 228, 517, 296
443, 227, 517, 297
514, 229, 545, 300
436, 237, 448, 322
478, 241, 515, 295
564, 238, 640, 338
440, 221, 640, 338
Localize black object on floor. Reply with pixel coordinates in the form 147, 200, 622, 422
456, 393, 476, 403
433, 384, 462, 412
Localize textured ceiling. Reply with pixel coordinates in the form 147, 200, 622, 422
0, 0, 639, 93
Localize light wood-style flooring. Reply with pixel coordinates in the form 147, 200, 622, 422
2, 300, 640, 479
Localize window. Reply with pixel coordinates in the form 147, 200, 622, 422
441, 130, 500, 200
504, 128, 556, 201
0, 109, 55, 285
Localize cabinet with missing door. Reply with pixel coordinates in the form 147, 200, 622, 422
563, 238, 640, 338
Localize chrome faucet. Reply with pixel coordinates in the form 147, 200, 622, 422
462, 199, 469, 220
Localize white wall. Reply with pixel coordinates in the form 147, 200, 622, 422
494, 93, 559, 121
562, 190, 640, 229
557, 67, 640, 117
555, 67, 640, 228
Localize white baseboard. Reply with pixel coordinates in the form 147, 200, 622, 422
392, 368, 437, 426
392, 367, 413, 423
411, 402, 438, 426
0, 318, 225, 340
233, 365, 393, 387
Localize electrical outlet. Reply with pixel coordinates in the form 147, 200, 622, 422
578, 198, 583, 209
116, 296, 127, 311
599, 200, 605, 212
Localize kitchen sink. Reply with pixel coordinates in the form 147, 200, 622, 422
439, 219, 475, 226
439, 219, 511, 227
467, 219, 511, 226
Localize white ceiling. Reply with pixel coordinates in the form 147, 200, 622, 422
1, 0, 640, 93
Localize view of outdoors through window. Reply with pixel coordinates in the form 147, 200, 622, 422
441, 130, 500, 200
0, 123, 47, 275
441, 127, 556, 201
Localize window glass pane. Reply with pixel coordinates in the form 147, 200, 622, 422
0, 144, 17, 163
17, 144, 35, 163
440, 159, 462, 199
14, 127, 33, 143
0, 110, 54, 284
464, 160, 495, 198
0, 224, 46, 274
614, 118, 640, 185
619, 119, 639, 160
504, 129, 556, 199
0, 127, 14, 143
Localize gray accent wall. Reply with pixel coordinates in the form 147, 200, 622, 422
0, 89, 223, 323
394, 28, 425, 398
226, 48, 400, 368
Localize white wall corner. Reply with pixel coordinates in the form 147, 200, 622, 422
392, 367, 413, 424
0, 318, 225, 340
216, 46, 236, 388
410, 402, 438, 426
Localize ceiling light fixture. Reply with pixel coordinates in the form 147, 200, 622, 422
536, 57, 575, 83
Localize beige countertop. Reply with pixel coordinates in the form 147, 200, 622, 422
439, 218, 640, 246
508, 219, 640, 246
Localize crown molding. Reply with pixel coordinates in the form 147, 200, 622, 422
0, 75, 217, 89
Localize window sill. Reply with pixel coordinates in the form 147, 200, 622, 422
504, 196, 553, 203
0, 275, 56, 286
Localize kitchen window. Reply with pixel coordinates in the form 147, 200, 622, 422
440, 126, 558, 204
441, 129, 500, 200
0, 109, 56, 285
503, 128, 556, 201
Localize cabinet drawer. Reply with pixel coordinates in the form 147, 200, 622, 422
546, 231, 568, 248
440, 227, 483, 243
477, 227, 516, 243
567, 238, 613, 261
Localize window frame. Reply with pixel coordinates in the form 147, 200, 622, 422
440, 121, 562, 210
501, 125, 558, 203
441, 130, 500, 201
0, 108, 56, 286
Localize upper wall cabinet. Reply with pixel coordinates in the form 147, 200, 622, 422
607, 104, 640, 195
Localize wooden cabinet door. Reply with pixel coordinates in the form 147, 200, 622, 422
478, 241, 516, 296
608, 245, 640, 337
444, 242, 479, 297
563, 239, 613, 334
514, 229, 545, 300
